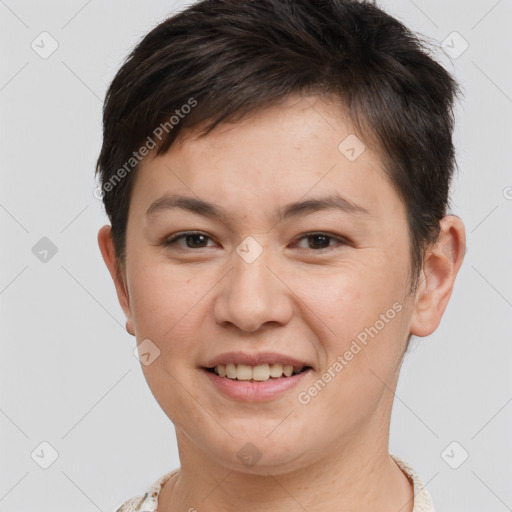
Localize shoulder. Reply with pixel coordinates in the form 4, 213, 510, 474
113, 469, 179, 512
114, 494, 145, 512
391, 454, 436, 512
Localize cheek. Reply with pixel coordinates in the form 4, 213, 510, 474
129, 263, 209, 421
291, 256, 408, 367
291, 257, 392, 330
128, 260, 205, 348
293, 268, 407, 419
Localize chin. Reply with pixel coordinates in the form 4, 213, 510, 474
207, 432, 310, 473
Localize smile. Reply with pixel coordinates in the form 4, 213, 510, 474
207, 363, 310, 381
202, 365, 313, 402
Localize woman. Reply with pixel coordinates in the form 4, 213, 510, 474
96, 1, 466, 510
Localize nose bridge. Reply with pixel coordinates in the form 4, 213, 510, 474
214, 235, 291, 331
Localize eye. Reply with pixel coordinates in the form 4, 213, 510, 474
162, 231, 217, 249
293, 232, 347, 250
161, 231, 348, 251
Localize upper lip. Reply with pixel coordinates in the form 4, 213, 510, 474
202, 351, 313, 369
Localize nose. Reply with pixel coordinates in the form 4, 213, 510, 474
213, 239, 293, 333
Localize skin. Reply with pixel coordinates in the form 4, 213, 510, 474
98, 94, 466, 512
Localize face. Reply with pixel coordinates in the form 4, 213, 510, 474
100, 94, 433, 474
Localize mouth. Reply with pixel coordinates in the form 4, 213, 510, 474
200, 352, 315, 401
203, 363, 313, 382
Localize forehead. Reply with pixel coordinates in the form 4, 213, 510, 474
133, 95, 404, 223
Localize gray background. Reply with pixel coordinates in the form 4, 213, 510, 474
1, 0, 511, 511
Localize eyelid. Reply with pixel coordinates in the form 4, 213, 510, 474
292, 232, 349, 250
163, 231, 349, 250
163, 231, 218, 248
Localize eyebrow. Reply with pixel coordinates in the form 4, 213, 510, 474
145, 193, 371, 222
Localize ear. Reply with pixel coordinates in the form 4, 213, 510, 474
410, 215, 466, 337
97, 225, 135, 336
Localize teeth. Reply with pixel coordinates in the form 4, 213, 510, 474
213, 363, 305, 380
269, 363, 283, 378
253, 364, 270, 381
226, 363, 237, 379
236, 364, 252, 380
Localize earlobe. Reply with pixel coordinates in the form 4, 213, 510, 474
97, 225, 134, 330
125, 320, 135, 336
409, 215, 466, 338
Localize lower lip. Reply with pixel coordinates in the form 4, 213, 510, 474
201, 368, 312, 402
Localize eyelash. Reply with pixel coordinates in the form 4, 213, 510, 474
162, 231, 348, 251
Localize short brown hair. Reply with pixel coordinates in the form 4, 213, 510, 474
95, 0, 462, 296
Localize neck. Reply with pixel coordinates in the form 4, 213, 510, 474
158, 421, 414, 512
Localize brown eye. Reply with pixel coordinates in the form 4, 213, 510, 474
294, 232, 347, 250
163, 232, 215, 249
